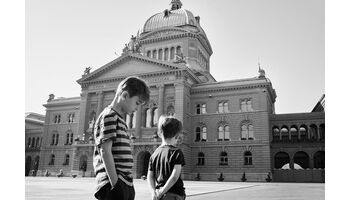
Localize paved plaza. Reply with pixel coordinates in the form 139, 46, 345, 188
25, 177, 324, 200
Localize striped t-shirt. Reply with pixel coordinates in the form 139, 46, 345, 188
93, 105, 133, 196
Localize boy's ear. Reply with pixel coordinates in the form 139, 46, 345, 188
121, 91, 129, 100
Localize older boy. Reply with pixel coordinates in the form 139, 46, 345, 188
147, 115, 186, 200
93, 76, 150, 200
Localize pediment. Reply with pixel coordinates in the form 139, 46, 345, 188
78, 54, 180, 83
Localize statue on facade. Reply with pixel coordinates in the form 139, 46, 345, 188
122, 35, 141, 54
174, 52, 186, 63
83, 67, 92, 75
258, 63, 266, 78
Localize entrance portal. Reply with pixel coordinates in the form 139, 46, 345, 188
137, 151, 151, 178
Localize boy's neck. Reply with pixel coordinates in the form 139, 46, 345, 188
161, 138, 177, 146
110, 97, 125, 115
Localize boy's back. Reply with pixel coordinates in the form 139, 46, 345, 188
149, 144, 185, 196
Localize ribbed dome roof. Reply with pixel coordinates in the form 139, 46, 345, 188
142, 8, 197, 33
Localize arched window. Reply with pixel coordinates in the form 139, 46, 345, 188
28, 138, 31, 148
272, 127, 280, 141
290, 126, 298, 141
170, 47, 175, 60
274, 152, 290, 169
51, 133, 56, 145
55, 134, 59, 145
248, 124, 254, 140
195, 127, 201, 142
64, 154, 70, 165
244, 151, 253, 165
164, 48, 169, 60
224, 126, 230, 141
201, 104, 206, 114
310, 124, 318, 140
152, 49, 157, 58
65, 133, 70, 145
319, 124, 325, 141
313, 151, 325, 169
293, 151, 309, 169
147, 50, 151, 57
241, 100, 247, 112
70, 133, 73, 144
202, 127, 207, 141
281, 127, 289, 141
145, 108, 152, 128
49, 154, 55, 165
36, 137, 40, 148
223, 102, 229, 112
219, 151, 228, 165
218, 102, 224, 113
241, 125, 248, 140
31, 137, 35, 148
218, 126, 224, 141
158, 49, 163, 60
299, 125, 307, 140
198, 152, 205, 165
176, 46, 182, 55
247, 100, 252, 111
153, 108, 159, 127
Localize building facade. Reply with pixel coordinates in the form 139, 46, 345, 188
26, 0, 325, 182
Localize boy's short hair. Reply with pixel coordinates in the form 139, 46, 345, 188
158, 115, 183, 139
116, 76, 150, 103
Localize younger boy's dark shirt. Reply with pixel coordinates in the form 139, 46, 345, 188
149, 145, 185, 196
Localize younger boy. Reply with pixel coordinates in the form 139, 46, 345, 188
147, 115, 186, 200
93, 76, 150, 200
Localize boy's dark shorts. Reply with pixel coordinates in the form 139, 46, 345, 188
95, 179, 135, 200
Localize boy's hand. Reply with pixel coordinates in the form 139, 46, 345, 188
155, 188, 164, 200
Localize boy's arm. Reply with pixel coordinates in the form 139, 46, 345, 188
100, 139, 118, 188
147, 170, 157, 200
157, 164, 182, 197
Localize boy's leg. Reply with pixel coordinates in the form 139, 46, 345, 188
161, 192, 185, 200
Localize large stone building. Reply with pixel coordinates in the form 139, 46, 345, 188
25, 0, 325, 182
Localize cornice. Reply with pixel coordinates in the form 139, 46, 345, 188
191, 82, 272, 95
140, 30, 212, 55
80, 68, 198, 89
78, 54, 182, 84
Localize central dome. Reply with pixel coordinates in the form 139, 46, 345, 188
142, 8, 198, 33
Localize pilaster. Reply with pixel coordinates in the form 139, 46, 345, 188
174, 82, 185, 122
135, 106, 142, 138
96, 91, 104, 116
157, 84, 165, 116
77, 91, 89, 137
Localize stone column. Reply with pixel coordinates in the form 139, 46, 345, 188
297, 125, 301, 140
307, 125, 311, 140
174, 82, 185, 123
289, 158, 295, 169
279, 128, 282, 141
135, 106, 142, 138
157, 84, 164, 116
77, 91, 89, 137
96, 91, 104, 116
317, 126, 321, 141
288, 126, 291, 141
309, 158, 314, 169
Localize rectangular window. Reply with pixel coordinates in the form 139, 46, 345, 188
68, 113, 75, 123
54, 114, 61, 124
196, 103, 206, 114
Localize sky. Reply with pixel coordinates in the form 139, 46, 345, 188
25, 0, 325, 115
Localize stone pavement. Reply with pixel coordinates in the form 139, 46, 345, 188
25, 177, 324, 200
